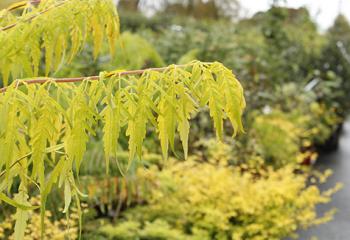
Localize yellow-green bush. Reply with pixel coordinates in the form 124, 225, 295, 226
307, 103, 342, 145
242, 107, 335, 167
99, 220, 191, 240
108, 32, 165, 70
249, 111, 305, 167
96, 157, 340, 240
0, 197, 82, 239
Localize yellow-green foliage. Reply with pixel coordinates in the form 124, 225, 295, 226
99, 220, 191, 240
307, 102, 342, 144
111, 159, 340, 240
248, 105, 341, 167
178, 49, 200, 65
0, 197, 82, 240
0, 0, 120, 85
0, 61, 245, 238
251, 111, 303, 166
105, 31, 165, 70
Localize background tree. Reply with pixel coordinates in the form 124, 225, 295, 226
320, 15, 350, 115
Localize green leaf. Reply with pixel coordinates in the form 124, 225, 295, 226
0, 192, 38, 210
157, 99, 169, 160
13, 191, 30, 240
177, 85, 197, 159
63, 179, 72, 214
102, 92, 121, 174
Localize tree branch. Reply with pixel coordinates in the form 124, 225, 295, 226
0, 64, 192, 93
1, 0, 67, 31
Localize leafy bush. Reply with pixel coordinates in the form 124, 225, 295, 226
106, 32, 165, 70
56, 32, 166, 78
99, 220, 191, 240
0, 197, 82, 240
250, 111, 303, 167
94, 155, 340, 240
320, 15, 350, 113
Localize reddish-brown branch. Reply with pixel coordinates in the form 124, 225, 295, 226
1, 1, 66, 31
7, 1, 41, 11
0, 65, 189, 93
7, 2, 26, 11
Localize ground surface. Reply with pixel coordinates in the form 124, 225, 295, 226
298, 120, 350, 240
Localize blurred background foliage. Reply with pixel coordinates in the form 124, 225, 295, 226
1, 0, 350, 239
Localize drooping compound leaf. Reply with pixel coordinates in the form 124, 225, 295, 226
0, 61, 245, 238
0, 0, 120, 86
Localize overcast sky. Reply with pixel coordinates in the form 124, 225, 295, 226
240, 0, 350, 30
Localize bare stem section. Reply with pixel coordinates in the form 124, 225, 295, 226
0, 65, 192, 93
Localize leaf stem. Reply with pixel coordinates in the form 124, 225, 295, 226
0, 64, 195, 93
1, 1, 67, 31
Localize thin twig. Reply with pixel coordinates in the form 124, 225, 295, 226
0, 64, 191, 93
0, 152, 32, 178
0, 144, 64, 178
7, 2, 27, 11
1, 1, 67, 31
